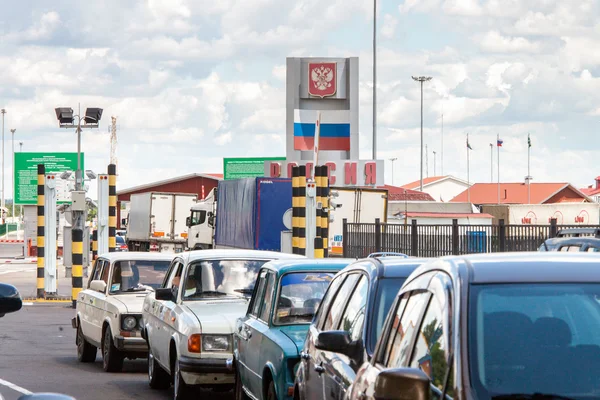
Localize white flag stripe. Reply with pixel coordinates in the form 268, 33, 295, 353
294, 109, 350, 124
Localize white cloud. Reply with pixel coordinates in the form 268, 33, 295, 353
478, 31, 543, 53
214, 132, 233, 146
272, 65, 286, 81
381, 14, 398, 39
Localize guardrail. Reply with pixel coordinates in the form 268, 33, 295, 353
342, 218, 600, 258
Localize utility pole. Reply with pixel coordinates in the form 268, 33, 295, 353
10, 129, 15, 220
389, 157, 397, 185
19, 142, 22, 219
433, 151, 437, 176
412, 76, 432, 191
372, 0, 377, 160
425, 144, 429, 178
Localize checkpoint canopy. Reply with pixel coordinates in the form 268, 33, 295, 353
14, 152, 84, 205
223, 157, 285, 180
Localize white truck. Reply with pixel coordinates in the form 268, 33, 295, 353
127, 192, 198, 253
328, 187, 388, 256
186, 189, 216, 250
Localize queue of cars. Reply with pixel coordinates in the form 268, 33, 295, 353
70, 244, 600, 400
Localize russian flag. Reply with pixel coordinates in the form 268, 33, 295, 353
294, 109, 350, 151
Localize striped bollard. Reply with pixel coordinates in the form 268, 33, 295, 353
297, 165, 307, 256
92, 229, 98, 260
71, 228, 83, 308
108, 164, 117, 252
36, 164, 45, 299
321, 165, 329, 257
292, 167, 299, 254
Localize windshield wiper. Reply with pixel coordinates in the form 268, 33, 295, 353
234, 288, 253, 294
492, 393, 576, 400
123, 287, 148, 292
197, 290, 228, 297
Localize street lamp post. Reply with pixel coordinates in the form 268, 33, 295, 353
433, 150, 437, 176
412, 76, 432, 192
55, 105, 102, 307
1, 108, 5, 214
389, 157, 397, 185
10, 129, 15, 220
19, 141, 22, 219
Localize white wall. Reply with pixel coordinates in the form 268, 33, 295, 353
389, 216, 493, 226
421, 179, 470, 202
507, 203, 600, 225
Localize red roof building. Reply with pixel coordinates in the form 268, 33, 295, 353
580, 177, 600, 202
378, 185, 435, 202
400, 175, 471, 202
451, 183, 592, 205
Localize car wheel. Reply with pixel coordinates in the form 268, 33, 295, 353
266, 380, 277, 400
102, 326, 124, 372
76, 324, 97, 363
173, 357, 191, 400
235, 366, 249, 400
148, 347, 170, 389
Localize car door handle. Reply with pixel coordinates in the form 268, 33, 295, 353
300, 351, 310, 360
245, 329, 252, 339
314, 365, 325, 374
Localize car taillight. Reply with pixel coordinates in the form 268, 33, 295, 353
188, 334, 201, 353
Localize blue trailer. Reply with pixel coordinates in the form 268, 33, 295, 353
214, 177, 292, 251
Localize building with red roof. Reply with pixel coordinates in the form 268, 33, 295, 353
451, 182, 592, 205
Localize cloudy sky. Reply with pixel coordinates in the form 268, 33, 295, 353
0, 0, 599, 201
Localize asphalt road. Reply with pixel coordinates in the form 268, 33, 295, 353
0, 264, 234, 400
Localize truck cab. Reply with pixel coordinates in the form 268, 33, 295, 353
186, 189, 216, 250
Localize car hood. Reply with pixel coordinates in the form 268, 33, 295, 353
110, 293, 149, 313
278, 325, 310, 354
184, 298, 249, 334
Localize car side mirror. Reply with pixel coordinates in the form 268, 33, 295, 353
156, 288, 175, 302
186, 217, 191, 227
0, 283, 22, 317
315, 330, 352, 354
373, 368, 431, 400
89, 280, 107, 293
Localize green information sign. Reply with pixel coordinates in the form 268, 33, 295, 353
223, 157, 285, 180
14, 152, 84, 205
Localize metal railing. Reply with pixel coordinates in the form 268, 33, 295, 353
342, 218, 600, 258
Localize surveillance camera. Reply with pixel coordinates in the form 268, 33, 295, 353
85, 170, 97, 180
60, 171, 72, 180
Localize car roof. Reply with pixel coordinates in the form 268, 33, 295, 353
180, 249, 305, 264
260, 258, 354, 275
96, 251, 175, 262
545, 237, 600, 246
341, 257, 431, 280
557, 227, 600, 237
407, 252, 600, 284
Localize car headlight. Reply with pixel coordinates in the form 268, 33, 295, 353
122, 315, 137, 331
202, 335, 230, 352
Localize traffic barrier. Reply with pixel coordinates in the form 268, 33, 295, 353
297, 166, 307, 256
108, 164, 117, 252
292, 167, 299, 254
36, 164, 45, 299
72, 228, 83, 308
92, 229, 98, 260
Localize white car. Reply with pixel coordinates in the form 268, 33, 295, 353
71, 252, 174, 372
141, 249, 304, 400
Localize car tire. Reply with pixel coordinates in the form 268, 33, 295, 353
76, 324, 97, 363
266, 379, 277, 400
148, 347, 170, 390
235, 366, 249, 400
173, 357, 191, 400
102, 326, 124, 372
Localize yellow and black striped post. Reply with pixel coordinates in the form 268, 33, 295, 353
92, 229, 98, 260
72, 228, 83, 308
297, 165, 306, 256
108, 164, 117, 252
292, 167, 300, 254
315, 166, 323, 242
321, 165, 329, 258
36, 164, 45, 299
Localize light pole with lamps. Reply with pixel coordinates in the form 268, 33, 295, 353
389, 157, 397, 185
1, 108, 5, 213
433, 150, 437, 176
18, 141, 22, 219
412, 76, 432, 192
10, 129, 15, 220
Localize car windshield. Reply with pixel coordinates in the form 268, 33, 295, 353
182, 259, 268, 300
273, 272, 334, 325
368, 277, 407, 353
469, 283, 600, 400
116, 236, 125, 244
109, 260, 171, 293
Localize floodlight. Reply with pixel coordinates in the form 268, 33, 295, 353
55, 107, 74, 125
85, 170, 97, 180
84, 108, 103, 125
60, 171, 72, 180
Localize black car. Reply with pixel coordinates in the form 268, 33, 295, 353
539, 236, 600, 252
294, 256, 428, 400
350, 252, 600, 400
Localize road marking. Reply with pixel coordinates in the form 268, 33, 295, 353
0, 378, 32, 395
22, 302, 33, 306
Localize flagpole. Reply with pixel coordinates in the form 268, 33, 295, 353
527, 133, 531, 204
489, 143, 493, 182
467, 134, 470, 203
441, 113, 444, 176
497, 133, 500, 204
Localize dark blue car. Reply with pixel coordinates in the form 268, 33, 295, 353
294, 256, 429, 400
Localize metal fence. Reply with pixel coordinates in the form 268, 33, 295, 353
342, 218, 600, 258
